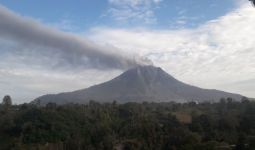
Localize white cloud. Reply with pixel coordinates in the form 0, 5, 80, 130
0, 66, 121, 104
0, 4, 150, 103
1, 2, 255, 103
89, 3, 255, 98
107, 0, 163, 24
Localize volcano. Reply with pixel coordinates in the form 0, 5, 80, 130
35, 65, 243, 104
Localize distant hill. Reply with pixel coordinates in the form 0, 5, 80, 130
34, 65, 243, 104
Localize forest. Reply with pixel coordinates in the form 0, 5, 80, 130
0, 97, 255, 150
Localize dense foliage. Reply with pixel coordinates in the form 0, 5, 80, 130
0, 98, 255, 150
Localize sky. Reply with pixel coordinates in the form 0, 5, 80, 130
0, 0, 254, 103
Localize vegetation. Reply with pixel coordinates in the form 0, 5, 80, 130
2, 95, 12, 107
0, 97, 255, 150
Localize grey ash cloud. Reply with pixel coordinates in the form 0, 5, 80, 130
0, 4, 152, 70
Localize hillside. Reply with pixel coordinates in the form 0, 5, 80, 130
35, 66, 243, 104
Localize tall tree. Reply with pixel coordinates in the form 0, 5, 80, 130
2, 95, 12, 107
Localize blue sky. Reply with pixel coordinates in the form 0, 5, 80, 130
0, 0, 237, 30
0, 0, 255, 103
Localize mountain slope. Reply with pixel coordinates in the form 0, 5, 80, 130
35, 66, 243, 104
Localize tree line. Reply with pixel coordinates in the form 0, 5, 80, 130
0, 96, 255, 150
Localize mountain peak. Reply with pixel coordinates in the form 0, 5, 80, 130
35, 65, 243, 104
131, 65, 163, 76
132, 65, 162, 71
119, 65, 177, 85
133, 65, 160, 70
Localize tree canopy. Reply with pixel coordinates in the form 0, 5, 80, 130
2, 95, 12, 107
0, 99, 255, 150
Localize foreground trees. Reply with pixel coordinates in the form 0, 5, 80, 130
0, 99, 255, 150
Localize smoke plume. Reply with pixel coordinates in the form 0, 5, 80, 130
0, 4, 152, 70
